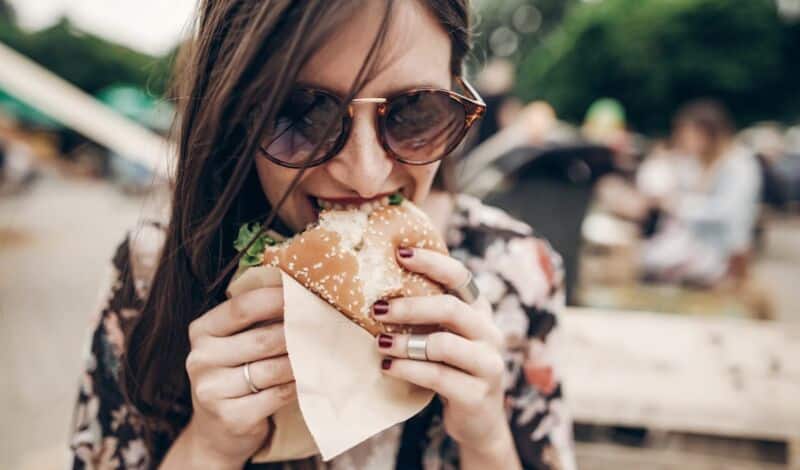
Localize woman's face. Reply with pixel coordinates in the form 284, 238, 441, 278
674, 122, 711, 158
255, 1, 452, 233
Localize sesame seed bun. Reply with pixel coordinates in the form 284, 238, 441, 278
261, 199, 448, 336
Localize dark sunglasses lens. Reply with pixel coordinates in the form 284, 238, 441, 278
384, 91, 466, 163
262, 89, 342, 166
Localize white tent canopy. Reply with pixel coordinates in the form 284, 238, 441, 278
0, 42, 173, 178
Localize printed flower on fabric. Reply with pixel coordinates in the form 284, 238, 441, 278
122, 439, 150, 469
103, 313, 126, 358
457, 194, 533, 235
487, 237, 551, 307
524, 338, 557, 396
511, 387, 548, 426
474, 271, 507, 304
493, 293, 529, 346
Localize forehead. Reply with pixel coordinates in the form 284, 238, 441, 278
297, 0, 452, 96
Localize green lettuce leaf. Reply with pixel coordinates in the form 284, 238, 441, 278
234, 222, 275, 268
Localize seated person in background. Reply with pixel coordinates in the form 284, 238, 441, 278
638, 100, 762, 286
582, 98, 637, 172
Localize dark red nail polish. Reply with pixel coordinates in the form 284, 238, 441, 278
381, 358, 392, 370
398, 247, 413, 258
378, 334, 393, 348
373, 300, 389, 315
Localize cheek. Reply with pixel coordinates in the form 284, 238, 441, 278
409, 162, 440, 189
407, 162, 440, 198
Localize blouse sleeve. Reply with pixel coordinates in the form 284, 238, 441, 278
69, 227, 167, 469
473, 233, 576, 470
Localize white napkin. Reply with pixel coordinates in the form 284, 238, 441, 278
227, 265, 434, 462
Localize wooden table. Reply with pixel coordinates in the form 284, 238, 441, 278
561, 307, 800, 468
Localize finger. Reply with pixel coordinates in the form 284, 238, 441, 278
374, 294, 487, 340
189, 287, 284, 341
218, 381, 297, 434
191, 323, 286, 367
381, 358, 488, 408
396, 247, 471, 293
377, 332, 504, 380
198, 355, 295, 400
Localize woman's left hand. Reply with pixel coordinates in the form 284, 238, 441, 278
372, 246, 509, 452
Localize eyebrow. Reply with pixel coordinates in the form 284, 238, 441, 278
294, 80, 448, 98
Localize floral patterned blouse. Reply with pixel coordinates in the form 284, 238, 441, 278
69, 194, 576, 470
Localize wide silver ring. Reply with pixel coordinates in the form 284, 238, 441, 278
450, 271, 480, 304
243, 362, 260, 394
406, 334, 429, 361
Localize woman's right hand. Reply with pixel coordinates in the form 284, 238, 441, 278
182, 286, 296, 467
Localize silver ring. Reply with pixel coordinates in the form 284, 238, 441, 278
450, 271, 480, 304
406, 334, 429, 361
243, 362, 260, 394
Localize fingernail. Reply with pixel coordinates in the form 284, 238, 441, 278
378, 334, 393, 348
381, 358, 392, 370
398, 247, 413, 258
373, 300, 389, 316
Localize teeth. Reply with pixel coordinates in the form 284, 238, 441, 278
315, 197, 393, 212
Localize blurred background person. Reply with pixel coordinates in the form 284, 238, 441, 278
581, 98, 634, 166
472, 57, 523, 147
639, 100, 762, 286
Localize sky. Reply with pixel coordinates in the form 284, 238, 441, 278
8, 0, 198, 56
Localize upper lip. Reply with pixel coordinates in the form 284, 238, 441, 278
312, 191, 400, 205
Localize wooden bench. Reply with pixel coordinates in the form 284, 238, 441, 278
561, 307, 800, 468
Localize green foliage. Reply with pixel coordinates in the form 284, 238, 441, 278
514, 0, 799, 133
0, 17, 174, 97
0, 0, 15, 22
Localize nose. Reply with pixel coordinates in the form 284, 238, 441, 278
325, 105, 394, 198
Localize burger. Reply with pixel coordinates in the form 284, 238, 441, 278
233, 193, 448, 335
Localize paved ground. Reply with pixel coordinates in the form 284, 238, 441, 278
1, 174, 798, 469
0, 175, 163, 469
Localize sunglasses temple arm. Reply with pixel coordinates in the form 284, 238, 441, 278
458, 77, 486, 107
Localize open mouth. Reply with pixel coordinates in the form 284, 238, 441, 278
309, 189, 407, 215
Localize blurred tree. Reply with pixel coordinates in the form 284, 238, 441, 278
514, 0, 799, 133
0, 16, 174, 98
0, 0, 15, 22
471, 0, 578, 69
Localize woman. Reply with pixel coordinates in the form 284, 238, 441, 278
69, 1, 574, 468
640, 100, 761, 285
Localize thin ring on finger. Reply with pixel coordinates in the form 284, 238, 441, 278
208, 356, 294, 398
243, 362, 260, 394
396, 247, 482, 305
449, 271, 481, 304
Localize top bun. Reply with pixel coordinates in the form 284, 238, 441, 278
261, 197, 448, 336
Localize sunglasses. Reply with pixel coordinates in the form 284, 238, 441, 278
260, 77, 486, 168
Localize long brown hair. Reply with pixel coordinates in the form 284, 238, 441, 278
123, 0, 473, 457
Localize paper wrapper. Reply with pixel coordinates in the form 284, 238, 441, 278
227, 265, 435, 462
